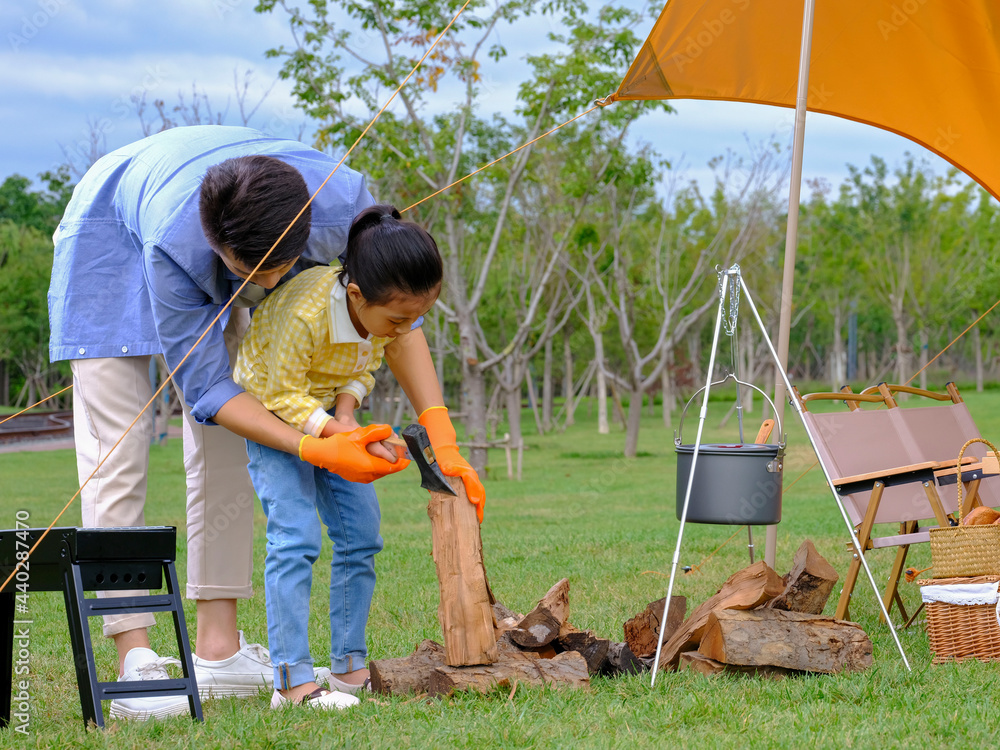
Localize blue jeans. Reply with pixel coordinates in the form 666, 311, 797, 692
247, 440, 383, 690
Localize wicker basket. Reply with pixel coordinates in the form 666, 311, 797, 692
917, 576, 1000, 664
928, 438, 1000, 578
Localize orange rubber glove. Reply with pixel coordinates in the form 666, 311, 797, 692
299, 424, 410, 484
418, 406, 485, 523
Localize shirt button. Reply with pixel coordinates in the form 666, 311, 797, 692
121, 346, 129, 353
78, 347, 86, 355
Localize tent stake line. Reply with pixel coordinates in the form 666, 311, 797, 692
649, 266, 910, 688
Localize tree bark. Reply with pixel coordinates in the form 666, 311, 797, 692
661, 348, 673, 430
370, 640, 447, 695
698, 609, 873, 674
974, 321, 984, 392
765, 539, 839, 615
623, 596, 687, 658
563, 334, 575, 426
595, 347, 609, 435
542, 338, 553, 432
508, 579, 570, 649
918, 326, 929, 392
624, 386, 643, 458
428, 651, 590, 697
555, 630, 610, 674
679, 650, 798, 679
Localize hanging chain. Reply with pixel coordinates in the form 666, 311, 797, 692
724, 264, 741, 337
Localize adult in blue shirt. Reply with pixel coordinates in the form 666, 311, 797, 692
48, 126, 439, 719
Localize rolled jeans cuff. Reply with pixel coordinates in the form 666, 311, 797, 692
329, 653, 366, 674
274, 659, 316, 691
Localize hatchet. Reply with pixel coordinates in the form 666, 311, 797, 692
384, 423, 457, 495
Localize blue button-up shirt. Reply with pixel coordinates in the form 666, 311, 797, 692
48, 126, 375, 424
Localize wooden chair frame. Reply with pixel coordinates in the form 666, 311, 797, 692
795, 382, 999, 626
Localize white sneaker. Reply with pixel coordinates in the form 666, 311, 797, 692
270, 687, 359, 710
193, 631, 273, 698
108, 647, 191, 721
328, 673, 372, 695
193, 631, 330, 698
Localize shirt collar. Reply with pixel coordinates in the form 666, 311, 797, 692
329, 272, 373, 343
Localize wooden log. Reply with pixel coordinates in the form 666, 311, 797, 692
623, 596, 687, 658
698, 609, 873, 674
657, 561, 785, 671
766, 539, 839, 615
554, 630, 610, 674
679, 651, 799, 679
508, 578, 570, 649
598, 641, 648, 677
428, 651, 590, 697
427, 476, 498, 666
369, 639, 447, 695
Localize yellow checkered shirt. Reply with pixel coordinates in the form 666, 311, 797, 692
234, 266, 393, 436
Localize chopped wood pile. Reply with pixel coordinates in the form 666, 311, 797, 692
370, 539, 869, 697
666, 540, 871, 677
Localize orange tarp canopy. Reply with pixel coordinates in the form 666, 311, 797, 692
612, 0, 1000, 201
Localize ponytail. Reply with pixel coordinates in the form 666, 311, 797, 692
340, 204, 443, 304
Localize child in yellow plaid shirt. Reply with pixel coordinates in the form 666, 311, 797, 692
234, 205, 483, 710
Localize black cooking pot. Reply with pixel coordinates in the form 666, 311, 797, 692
675, 442, 783, 525
674, 376, 784, 525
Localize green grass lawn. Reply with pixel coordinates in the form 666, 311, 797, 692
2, 393, 1000, 748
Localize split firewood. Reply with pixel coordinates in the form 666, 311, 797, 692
493, 601, 524, 636
679, 651, 799, 679
508, 578, 570, 649
598, 641, 648, 677
657, 561, 785, 671
497, 630, 559, 659
554, 630, 611, 674
623, 596, 687, 658
766, 540, 839, 615
369, 640, 448, 695
698, 609, 873, 674
427, 476, 498, 666
428, 651, 590, 697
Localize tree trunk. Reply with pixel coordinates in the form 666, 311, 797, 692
918, 326, 929, 391
831, 304, 845, 391
892, 302, 910, 386
624, 385, 643, 458
595, 344, 609, 435
542, 338, 553, 432
563, 335, 575, 427
661, 348, 673, 430
503, 361, 523, 459
974, 321, 984, 392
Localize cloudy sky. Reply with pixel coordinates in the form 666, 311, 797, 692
0, 0, 963, 200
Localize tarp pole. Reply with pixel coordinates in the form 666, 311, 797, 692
765, 0, 817, 569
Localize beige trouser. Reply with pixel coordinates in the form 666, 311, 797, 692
72, 310, 256, 637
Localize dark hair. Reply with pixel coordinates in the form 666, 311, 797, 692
199, 155, 311, 270
340, 204, 443, 304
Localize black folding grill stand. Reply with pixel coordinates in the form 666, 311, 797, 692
0, 526, 202, 728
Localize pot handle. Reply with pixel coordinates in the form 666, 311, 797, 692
675, 373, 783, 446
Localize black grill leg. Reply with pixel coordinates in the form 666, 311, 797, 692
63, 562, 103, 728
0, 590, 13, 728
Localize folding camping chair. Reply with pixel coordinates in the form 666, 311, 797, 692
794, 382, 1000, 626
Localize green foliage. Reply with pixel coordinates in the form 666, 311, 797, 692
0, 168, 73, 235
